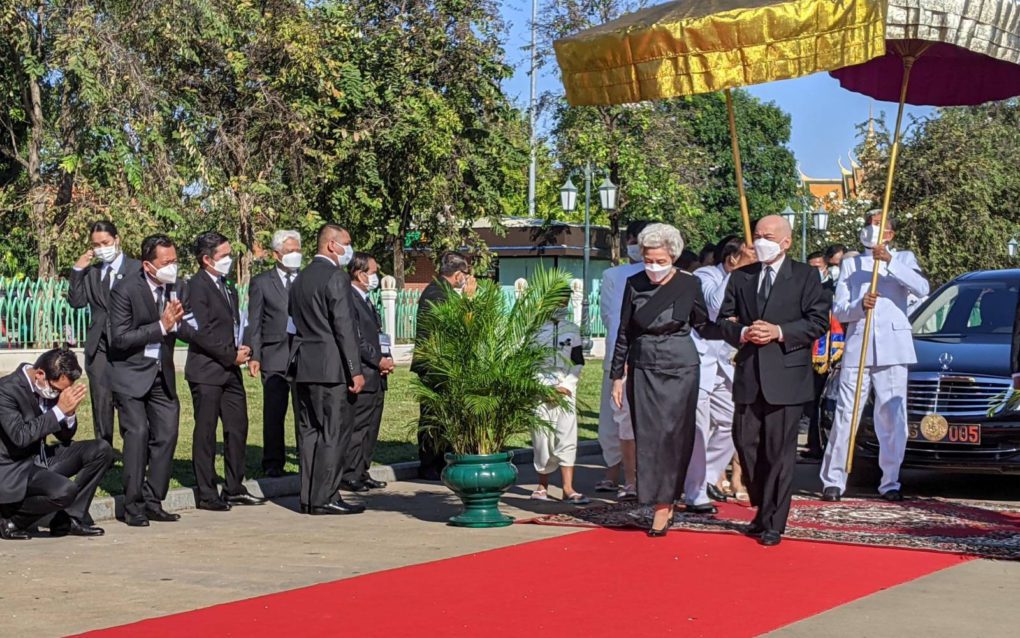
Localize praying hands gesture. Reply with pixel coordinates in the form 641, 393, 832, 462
746, 320, 781, 345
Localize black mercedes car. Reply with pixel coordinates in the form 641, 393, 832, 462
821, 268, 1020, 474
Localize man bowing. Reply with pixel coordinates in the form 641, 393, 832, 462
716, 215, 829, 546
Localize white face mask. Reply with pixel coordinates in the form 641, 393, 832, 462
644, 262, 673, 283
859, 224, 881, 249
366, 273, 380, 291
753, 238, 782, 264
280, 251, 302, 270
35, 380, 60, 400
338, 244, 354, 267
828, 265, 840, 280
94, 245, 119, 264
626, 244, 642, 263
212, 256, 233, 276
151, 263, 178, 285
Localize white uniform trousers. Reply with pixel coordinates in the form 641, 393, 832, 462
534, 395, 579, 474
820, 364, 909, 494
598, 373, 630, 467
684, 370, 736, 505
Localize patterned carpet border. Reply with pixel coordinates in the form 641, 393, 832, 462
523, 496, 1020, 560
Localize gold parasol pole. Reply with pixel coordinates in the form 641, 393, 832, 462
726, 89, 754, 244
845, 46, 929, 473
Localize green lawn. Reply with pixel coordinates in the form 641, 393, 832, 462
71, 364, 605, 496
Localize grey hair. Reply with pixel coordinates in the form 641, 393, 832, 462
271, 229, 301, 252
637, 223, 685, 260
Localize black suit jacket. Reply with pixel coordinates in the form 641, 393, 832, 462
67, 257, 141, 359
352, 290, 388, 393
245, 268, 294, 374
717, 258, 830, 405
184, 271, 244, 386
107, 268, 208, 399
0, 364, 75, 504
410, 279, 451, 376
288, 257, 363, 385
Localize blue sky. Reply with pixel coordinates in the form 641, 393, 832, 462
499, 2, 934, 178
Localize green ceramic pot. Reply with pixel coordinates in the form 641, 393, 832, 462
441, 451, 518, 528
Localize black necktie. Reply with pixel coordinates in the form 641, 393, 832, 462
218, 277, 233, 309
101, 266, 112, 290
285, 273, 293, 290
155, 286, 165, 315
758, 266, 773, 307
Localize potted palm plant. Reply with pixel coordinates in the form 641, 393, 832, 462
411, 268, 572, 527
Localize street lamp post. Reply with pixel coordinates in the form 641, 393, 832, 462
561, 162, 617, 354
782, 203, 829, 260
1008, 237, 1018, 260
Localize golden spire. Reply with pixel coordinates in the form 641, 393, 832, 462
866, 103, 875, 139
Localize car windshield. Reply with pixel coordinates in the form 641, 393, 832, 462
912, 280, 1018, 337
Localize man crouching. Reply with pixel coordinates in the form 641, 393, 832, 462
0, 348, 113, 539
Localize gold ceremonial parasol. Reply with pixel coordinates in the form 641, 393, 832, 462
828, 0, 1020, 473
554, 0, 888, 242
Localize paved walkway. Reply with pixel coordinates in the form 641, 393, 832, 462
3, 456, 1019, 637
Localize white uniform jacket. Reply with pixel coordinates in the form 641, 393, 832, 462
833, 249, 929, 367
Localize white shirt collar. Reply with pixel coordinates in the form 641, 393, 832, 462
277, 266, 295, 283
103, 252, 124, 275
353, 285, 369, 300
205, 270, 221, 284
762, 254, 786, 275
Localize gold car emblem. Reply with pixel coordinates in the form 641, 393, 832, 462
920, 413, 949, 442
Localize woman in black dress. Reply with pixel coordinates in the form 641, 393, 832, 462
610, 223, 715, 536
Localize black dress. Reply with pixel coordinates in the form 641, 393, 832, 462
610, 270, 714, 505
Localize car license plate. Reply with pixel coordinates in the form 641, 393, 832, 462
908, 416, 981, 445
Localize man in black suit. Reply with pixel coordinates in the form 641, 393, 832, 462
0, 348, 112, 540
185, 231, 265, 511
716, 215, 829, 546
245, 229, 303, 477
289, 224, 366, 515
68, 220, 141, 443
340, 253, 395, 493
410, 251, 475, 480
108, 234, 209, 527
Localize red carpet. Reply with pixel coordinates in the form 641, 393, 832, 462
76, 529, 966, 638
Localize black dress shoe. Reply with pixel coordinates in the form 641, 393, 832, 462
706, 483, 728, 503
145, 507, 181, 522
647, 517, 674, 538
309, 499, 366, 515
363, 478, 387, 489
225, 492, 267, 506
880, 489, 904, 502
50, 518, 105, 537
0, 519, 30, 540
759, 531, 782, 546
821, 487, 842, 502
197, 499, 232, 512
299, 503, 310, 514
745, 523, 766, 537
685, 503, 718, 515
340, 480, 370, 493
125, 515, 150, 527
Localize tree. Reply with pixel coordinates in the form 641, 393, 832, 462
858, 102, 1020, 286
0, 1, 131, 277
317, 0, 527, 287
